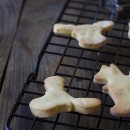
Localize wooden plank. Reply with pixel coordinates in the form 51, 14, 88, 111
0, 0, 24, 91
0, 0, 66, 129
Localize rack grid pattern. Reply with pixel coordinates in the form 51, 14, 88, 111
5, 0, 130, 130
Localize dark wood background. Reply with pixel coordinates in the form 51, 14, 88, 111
0, 0, 66, 129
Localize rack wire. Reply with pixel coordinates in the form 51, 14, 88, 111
5, 0, 130, 130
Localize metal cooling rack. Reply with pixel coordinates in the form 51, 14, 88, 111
5, 0, 130, 130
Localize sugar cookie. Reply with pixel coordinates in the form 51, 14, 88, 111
94, 64, 130, 117
53, 21, 114, 49
29, 76, 101, 117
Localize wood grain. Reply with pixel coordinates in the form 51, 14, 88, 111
0, 0, 24, 91
0, 0, 65, 129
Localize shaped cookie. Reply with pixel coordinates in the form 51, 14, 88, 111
29, 76, 101, 117
94, 64, 130, 117
53, 20, 114, 49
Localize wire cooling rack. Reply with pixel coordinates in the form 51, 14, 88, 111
5, 0, 130, 130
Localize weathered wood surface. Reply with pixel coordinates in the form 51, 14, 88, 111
0, 0, 65, 129
0, 0, 24, 91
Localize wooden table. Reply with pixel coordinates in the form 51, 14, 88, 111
0, 0, 66, 129
0, 0, 130, 130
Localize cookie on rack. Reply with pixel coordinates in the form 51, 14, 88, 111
53, 20, 114, 49
29, 76, 101, 117
94, 64, 130, 117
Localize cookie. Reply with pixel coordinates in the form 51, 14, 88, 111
29, 76, 101, 117
94, 64, 130, 117
53, 20, 114, 49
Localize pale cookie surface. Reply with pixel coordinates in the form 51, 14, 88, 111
94, 64, 130, 117
53, 21, 114, 49
29, 76, 101, 118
